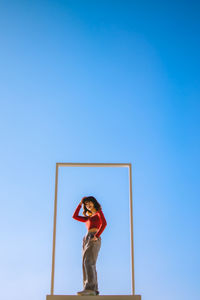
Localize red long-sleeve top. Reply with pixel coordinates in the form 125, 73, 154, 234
72, 203, 107, 238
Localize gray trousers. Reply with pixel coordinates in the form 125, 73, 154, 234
82, 231, 101, 292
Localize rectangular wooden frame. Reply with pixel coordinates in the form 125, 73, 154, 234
50, 162, 135, 296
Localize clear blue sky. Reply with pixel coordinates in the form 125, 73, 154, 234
0, 1, 199, 300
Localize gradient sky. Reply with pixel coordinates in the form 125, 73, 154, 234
0, 1, 199, 300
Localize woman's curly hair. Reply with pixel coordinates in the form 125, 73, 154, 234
82, 196, 102, 217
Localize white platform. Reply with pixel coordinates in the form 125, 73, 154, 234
46, 295, 141, 300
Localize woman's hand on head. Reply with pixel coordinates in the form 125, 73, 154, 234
80, 197, 87, 206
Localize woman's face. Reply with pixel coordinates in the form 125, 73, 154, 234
85, 200, 94, 211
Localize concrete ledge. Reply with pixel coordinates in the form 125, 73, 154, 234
46, 295, 141, 300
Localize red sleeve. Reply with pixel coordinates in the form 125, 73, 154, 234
72, 203, 88, 222
95, 209, 107, 238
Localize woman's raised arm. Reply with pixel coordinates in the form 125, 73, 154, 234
72, 201, 88, 222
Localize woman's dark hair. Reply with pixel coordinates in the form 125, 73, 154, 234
82, 196, 101, 217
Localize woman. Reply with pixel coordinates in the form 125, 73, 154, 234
72, 196, 107, 296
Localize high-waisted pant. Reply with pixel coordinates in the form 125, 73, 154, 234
82, 231, 101, 293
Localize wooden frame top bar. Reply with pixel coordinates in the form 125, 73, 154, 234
56, 163, 131, 167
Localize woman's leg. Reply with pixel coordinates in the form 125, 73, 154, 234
82, 236, 86, 288
82, 233, 101, 292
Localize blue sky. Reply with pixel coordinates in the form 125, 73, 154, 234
0, 1, 199, 300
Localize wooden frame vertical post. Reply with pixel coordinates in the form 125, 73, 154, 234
51, 163, 59, 295
129, 163, 135, 295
